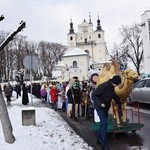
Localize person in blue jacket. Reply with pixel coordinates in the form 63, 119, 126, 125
92, 75, 121, 150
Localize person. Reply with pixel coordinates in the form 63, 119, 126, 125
67, 80, 82, 121
57, 82, 63, 110
22, 83, 29, 105
50, 82, 59, 111
8, 83, 13, 97
88, 73, 99, 120
91, 75, 121, 150
47, 83, 52, 104
65, 81, 70, 114
90, 73, 99, 86
15, 83, 21, 99
4, 83, 12, 106
40, 84, 47, 103
81, 81, 89, 118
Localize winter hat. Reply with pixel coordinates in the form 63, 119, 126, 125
111, 75, 121, 85
72, 81, 79, 88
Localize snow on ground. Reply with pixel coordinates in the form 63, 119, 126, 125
0, 91, 93, 150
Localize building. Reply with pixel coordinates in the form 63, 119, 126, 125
53, 15, 110, 81
62, 48, 90, 81
140, 10, 150, 75
67, 14, 110, 69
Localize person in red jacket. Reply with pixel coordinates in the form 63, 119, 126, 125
50, 82, 59, 111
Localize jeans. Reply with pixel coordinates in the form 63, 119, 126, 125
96, 107, 108, 146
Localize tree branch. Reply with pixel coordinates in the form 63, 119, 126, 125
0, 15, 4, 21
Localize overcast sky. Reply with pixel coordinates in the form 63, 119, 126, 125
0, 0, 150, 51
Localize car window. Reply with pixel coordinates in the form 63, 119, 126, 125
144, 79, 150, 87
133, 80, 145, 88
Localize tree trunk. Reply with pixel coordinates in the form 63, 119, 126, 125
0, 87, 15, 143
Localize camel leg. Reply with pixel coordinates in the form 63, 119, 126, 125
113, 104, 121, 126
110, 102, 116, 119
110, 101, 121, 127
121, 103, 127, 123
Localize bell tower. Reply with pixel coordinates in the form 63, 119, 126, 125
67, 19, 76, 49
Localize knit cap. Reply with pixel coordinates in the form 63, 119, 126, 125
111, 75, 121, 85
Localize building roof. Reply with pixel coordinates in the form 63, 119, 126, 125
63, 47, 88, 57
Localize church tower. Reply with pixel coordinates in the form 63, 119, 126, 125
67, 14, 110, 70
67, 19, 77, 49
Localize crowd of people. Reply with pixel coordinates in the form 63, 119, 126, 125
2, 76, 97, 120
3, 82, 29, 105
2, 73, 122, 150
32, 76, 97, 120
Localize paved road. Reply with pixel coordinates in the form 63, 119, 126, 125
57, 110, 130, 150
57, 108, 150, 150
36, 102, 150, 150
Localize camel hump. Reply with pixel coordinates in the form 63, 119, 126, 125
110, 60, 120, 74
102, 63, 111, 71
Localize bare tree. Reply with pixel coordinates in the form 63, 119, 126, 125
118, 23, 143, 75
37, 41, 66, 78
0, 21, 26, 51
110, 43, 128, 71
0, 19, 26, 143
0, 86, 15, 143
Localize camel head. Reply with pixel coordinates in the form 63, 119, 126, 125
123, 68, 139, 82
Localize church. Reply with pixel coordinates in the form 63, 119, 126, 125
53, 14, 110, 81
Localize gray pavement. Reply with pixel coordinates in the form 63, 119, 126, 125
35, 102, 148, 150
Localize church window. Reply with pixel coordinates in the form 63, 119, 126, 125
89, 36, 91, 39
81, 37, 82, 40
85, 50, 89, 54
84, 38, 87, 43
70, 36, 73, 41
73, 61, 77, 68
98, 34, 101, 38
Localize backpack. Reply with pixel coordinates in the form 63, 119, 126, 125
40, 89, 47, 97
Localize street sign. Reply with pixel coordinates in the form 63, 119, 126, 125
23, 54, 39, 106
23, 55, 39, 71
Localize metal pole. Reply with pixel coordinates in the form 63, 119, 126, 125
30, 55, 33, 106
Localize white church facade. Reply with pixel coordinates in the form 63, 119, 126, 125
53, 15, 110, 81
67, 15, 110, 69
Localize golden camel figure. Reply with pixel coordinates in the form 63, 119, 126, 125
97, 60, 139, 126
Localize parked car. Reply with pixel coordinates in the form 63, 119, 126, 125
129, 78, 150, 104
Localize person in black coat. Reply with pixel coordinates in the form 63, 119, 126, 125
22, 83, 29, 105
91, 75, 121, 150
15, 83, 21, 99
67, 81, 82, 120
4, 84, 12, 106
